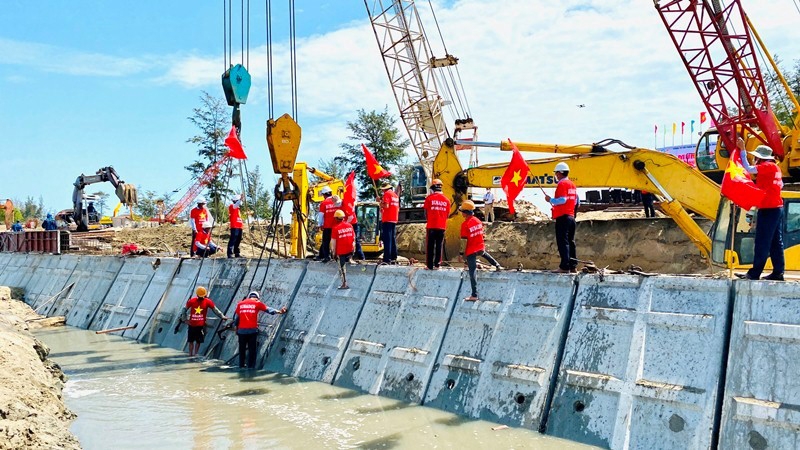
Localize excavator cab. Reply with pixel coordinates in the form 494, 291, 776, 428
410, 165, 428, 204
356, 202, 382, 255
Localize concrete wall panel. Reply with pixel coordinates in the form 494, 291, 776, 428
546, 275, 731, 449
424, 271, 575, 430
720, 280, 800, 450
56, 256, 124, 328
0, 253, 43, 294
132, 258, 199, 344
264, 262, 376, 383
28, 255, 80, 313
214, 259, 308, 367
88, 257, 158, 333
333, 266, 463, 404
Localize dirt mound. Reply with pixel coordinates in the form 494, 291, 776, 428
494, 199, 550, 222
0, 286, 80, 450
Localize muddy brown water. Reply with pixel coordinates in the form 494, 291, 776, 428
36, 327, 597, 449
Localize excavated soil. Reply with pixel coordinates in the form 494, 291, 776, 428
80, 210, 710, 274
0, 286, 80, 450
397, 216, 713, 274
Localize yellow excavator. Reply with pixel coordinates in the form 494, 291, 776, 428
434, 138, 800, 272
289, 163, 382, 258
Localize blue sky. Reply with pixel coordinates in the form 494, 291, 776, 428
2, 0, 799, 217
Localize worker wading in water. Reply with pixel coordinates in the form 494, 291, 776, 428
233, 291, 287, 369
179, 286, 228, 357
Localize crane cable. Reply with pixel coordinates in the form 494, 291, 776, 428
425, 0, 471, 119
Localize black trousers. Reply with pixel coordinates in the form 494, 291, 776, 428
426, 229, 445, 269
227, 228, 243, 257
238, 333, 259, 368
642, 193, 655, 218
319, 228, 332, 260
555, 215, 577, 270
190, 230, 197, 256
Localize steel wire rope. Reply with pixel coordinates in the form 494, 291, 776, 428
266, 0, 274, 118
289, 0, 298, 120
425, 0, 471, 119
223, 0, 227, 69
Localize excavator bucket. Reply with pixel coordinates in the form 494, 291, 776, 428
267, 113, 302, 175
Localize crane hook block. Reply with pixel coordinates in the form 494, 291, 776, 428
221, 64, 251, 106
267, 114, 302, 175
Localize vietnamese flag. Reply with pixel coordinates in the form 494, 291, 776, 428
361, 143, 391, 180
721, 149, 765, 210
342, 171, 357, 216
700, 112, 707, 124
224, 126, 247, 159
500, 138, 530, 215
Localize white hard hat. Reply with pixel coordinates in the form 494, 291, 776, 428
197, 196, 207, 204
320, 186, 332, 195
554, 162, 570, 173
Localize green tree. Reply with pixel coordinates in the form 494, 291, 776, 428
765, 56, 800, 127
20, 196, 43, 220
186, 91, 236, 221
245, 165, 273, 220
90, 191, 110, 216
315, 158, 346, 181
334, 108, 410, 200
136, 189, 160, 219
394, 162, 415, 208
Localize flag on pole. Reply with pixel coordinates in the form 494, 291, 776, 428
342, 171, 357, 217
691, 120, 695, 134
700, 112, 707, 124
361, 143, 391, 180
654, 124, 658, 134
672, 123, 677, 135
224, 126, 247, 159
500, 138, 530, 215
681, 122, 685, 135
721, 149, 765, 210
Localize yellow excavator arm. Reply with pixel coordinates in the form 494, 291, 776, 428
434, 139, 722, 262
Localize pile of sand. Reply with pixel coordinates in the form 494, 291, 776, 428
0, 286, 80, 450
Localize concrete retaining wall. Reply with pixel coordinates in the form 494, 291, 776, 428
4, 252, 799, 449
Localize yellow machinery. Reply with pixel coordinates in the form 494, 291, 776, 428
434, 138, 800, 271
290, 163, 383, 257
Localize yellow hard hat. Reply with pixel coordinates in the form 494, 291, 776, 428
196, 286, 207, 297
459, 200, 476, 211
334, 209, 346, 219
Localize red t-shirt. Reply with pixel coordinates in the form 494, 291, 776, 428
755, 162, 784, 208
235, 298, 268, 329
185, 297, 216, 326
321, 197, 337, 229
192, 228, 213, 252
552, 178, 578, 218
381, 190, 400, 223
424, 192, 450, 230
460, 215, 485, 256
333, 221, 355, 255
190, 206, 210, 232
229, 204, 243, 229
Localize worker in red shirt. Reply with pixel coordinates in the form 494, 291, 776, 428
317, 186, 335, 262
233, 291, 287, 369
331, 209, 356, 289
227, 194, 244, 258
739, 140, 785, 281
336, 196, 364, 260
193, 221, 219, 258
189, 197, 212, 257
379, 183, 400, 264
545, 162, 578, 273
179, 286, 228, 357
459, 200, 502, 302
423, 179, 450, 270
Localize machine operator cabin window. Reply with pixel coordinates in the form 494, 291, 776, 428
697, 134, 719, 171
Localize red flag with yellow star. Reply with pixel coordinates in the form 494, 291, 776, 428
500, 138, 530, 215
361, 144, 391, 180
721, 149, 765, 210
342, 171, 357, 217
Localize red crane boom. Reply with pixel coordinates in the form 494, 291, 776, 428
164, 155, 231, 223
655, 0, 784, 159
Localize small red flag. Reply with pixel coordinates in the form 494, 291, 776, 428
654, 124, 658, 134
681, 122, 685, 134
721, 149, 765, 210
500, 138, 530, 215
700, 112, 707, 124
224, 126, 247, 160
361, 144, 391, 180
343, 171, 357, 216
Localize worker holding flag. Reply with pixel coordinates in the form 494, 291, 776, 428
544, 162, 578, 273
733, 138, 785, 281
361, 143, 396, 264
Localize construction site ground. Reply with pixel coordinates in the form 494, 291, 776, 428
71, 203, 711, 275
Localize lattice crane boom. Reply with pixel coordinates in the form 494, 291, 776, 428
164, 155, 231, 223
655, 0, 784, 159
